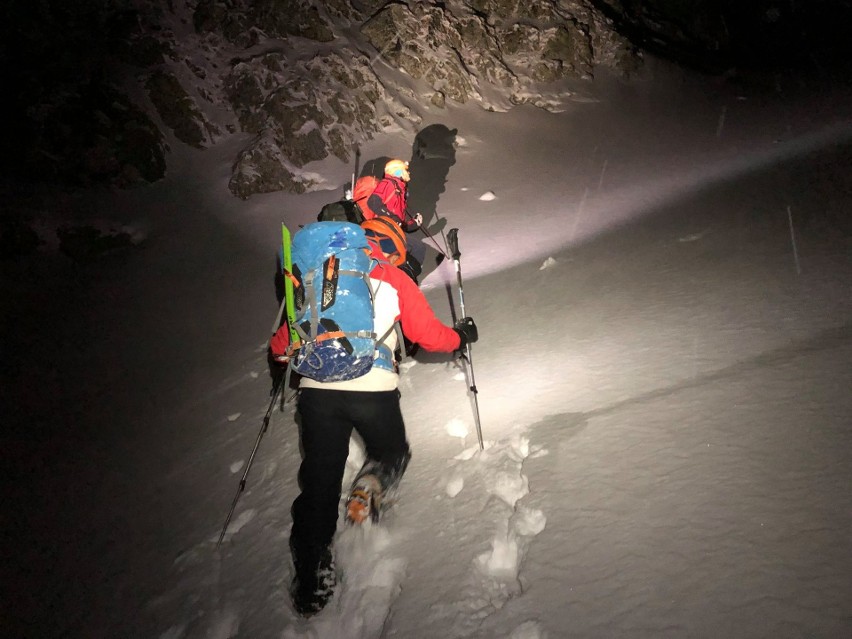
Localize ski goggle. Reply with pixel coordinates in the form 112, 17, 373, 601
377, 237, 398, 255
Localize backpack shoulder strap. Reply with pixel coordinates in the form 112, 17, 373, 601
370, 263, 406, 368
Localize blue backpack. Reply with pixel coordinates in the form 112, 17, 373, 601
287, 222, 401, 382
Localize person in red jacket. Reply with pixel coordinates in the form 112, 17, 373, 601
367, 159, 421, 231
269, 217, 478, 617
367, 159, 424, 282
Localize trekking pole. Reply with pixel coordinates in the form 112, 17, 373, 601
446, 228, 484, 450
351, 145, 361, 197
405, 210, 449, 261
216, 365, 292, 548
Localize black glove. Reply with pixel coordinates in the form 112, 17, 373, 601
454, 317, 478, 349
399, 253, 422, 284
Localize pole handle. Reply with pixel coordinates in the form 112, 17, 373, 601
447, 228, 461, 260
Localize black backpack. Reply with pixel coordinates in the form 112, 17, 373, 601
317, 199, 364, 224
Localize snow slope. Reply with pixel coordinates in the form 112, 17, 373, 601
3, 59, 852, 639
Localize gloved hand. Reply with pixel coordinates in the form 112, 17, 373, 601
453, 317, 478, 349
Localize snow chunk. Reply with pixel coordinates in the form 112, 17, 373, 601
229, 460, 244, 474
490, 471, 529, 508
477, 534, 520, 580
529, 445, 549, 459
227, 413, 241, 422
446, 475, 464, 498
539, 256, 557, 270
511, 435, 530, 459
445, 417, 469, 439
514, 506, 547, 536
453, 371, 466, 381
510, 620, 548, 639
479, 191, 497, 201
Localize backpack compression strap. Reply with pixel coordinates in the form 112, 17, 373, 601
285, 259, 406, 372
294, 266, 377, 345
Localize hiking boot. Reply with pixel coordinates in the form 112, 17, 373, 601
290, 549, 336, 617
345, 473, 383, 525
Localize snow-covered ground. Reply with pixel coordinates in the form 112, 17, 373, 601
4, 59, 852, 639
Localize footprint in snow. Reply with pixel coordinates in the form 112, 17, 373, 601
445, 435, 548, 635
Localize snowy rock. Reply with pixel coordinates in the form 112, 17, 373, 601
19, 2, 852, 199
146, 70, 219, 148
229, 131, 316, 198
479, 191, 498, 201
4, 0, 641, 198
193, 0, 334, 44
222, 48, 418, 197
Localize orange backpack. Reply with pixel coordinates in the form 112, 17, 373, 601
352, 175, 379, 220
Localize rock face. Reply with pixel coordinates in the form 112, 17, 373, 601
223, 49, 417, 196
3, 0, 643, 198
11, 1, 847, 199
183, 0, 639, 198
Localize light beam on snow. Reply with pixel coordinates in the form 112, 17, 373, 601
437, 119, 852, 284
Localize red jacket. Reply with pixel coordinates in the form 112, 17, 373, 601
270, 242, 460, 390
367, 176, 418, 232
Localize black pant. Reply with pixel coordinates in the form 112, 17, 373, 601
291, 388, 410, 569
